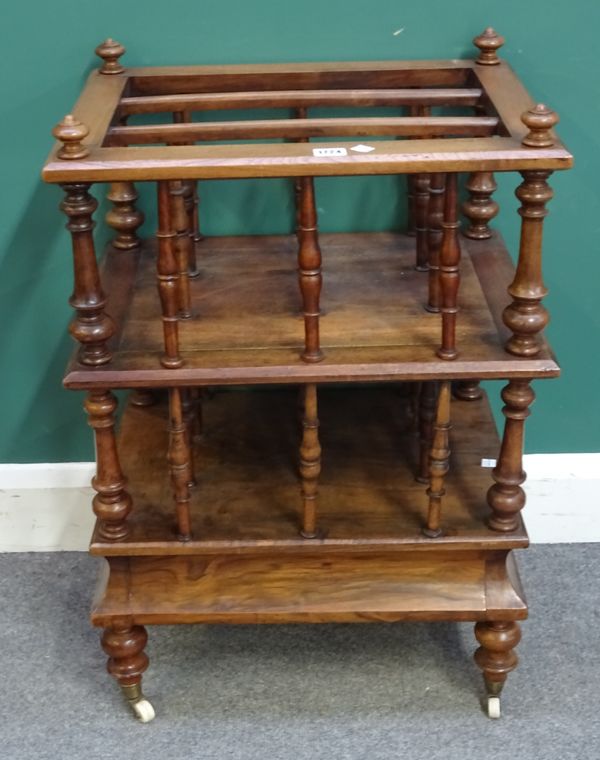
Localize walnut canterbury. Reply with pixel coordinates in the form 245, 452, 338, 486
42, 29, 572, 723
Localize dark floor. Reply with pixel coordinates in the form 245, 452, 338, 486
0, 546, 598, 760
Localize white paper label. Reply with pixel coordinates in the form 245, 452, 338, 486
351, 144, 375, 153
312, 147, 347, 157
481, 458, 497, 468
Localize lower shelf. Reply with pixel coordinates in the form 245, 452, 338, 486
91, 549, 527, 626
91, 385, 528, 556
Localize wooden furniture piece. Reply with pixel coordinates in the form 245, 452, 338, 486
42, 29, 572, 723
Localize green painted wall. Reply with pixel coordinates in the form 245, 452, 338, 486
0, 0, 595, 462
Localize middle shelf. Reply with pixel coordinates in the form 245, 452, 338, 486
65, 230, 558, 389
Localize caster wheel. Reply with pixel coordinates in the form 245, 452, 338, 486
487, 695, 501, 719
131, 698, 156, 723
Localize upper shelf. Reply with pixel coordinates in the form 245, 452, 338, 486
63, 230, 559, 389
41, 35, 573, 183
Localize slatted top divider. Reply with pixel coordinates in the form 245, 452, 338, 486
42, 34, 573, 182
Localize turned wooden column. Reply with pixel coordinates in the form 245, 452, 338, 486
406, 175, 416, 236
503, 105, 558, 356
416, 381, 438, 484
157, 181, 183, 368
181, 180, 200, 275
168, 387, 193, 540
437, 173, 461, 360
487, 379, 535, 532
181, 388, 197, 487
84, 391, 132, 541
426, 173, 445, 312
299, 383, 321, 538
414, 173, 431, 271
503, 169, 553, 356
462, 172, 498, 240
297, 177, 323, 362
423, 381, 451, 538
106, 182, 144, 250
454, 380, 482, 401
474, 621, 521, 695
169, 180, 193, 319
59, 181, 115, 366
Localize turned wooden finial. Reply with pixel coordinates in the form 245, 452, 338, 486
95, 38, 126, 74
521, 104, 559, 147
473, 27, 505, 65
52, 115, 89, 159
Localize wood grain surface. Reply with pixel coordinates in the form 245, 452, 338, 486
64, 231, 559, 389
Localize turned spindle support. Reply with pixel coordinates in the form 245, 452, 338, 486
157, 181, 183, 368
462, 172, 498, 240
474, 620, 521, 717
181, 181, 200, 275
101, 622, 154, 722
106, 182, 144, 250
416, 381, 438, 484
423, 381, 451, 538
168, 387, 193, 540
426, 173, 445, 312
453, 380, 482, 401
437, 173, 461, 360
130, 389, 158, 407
84, 391, 132, 541
487, 379, 535, 532
181, 388, 197, 487
95, 39, 126, 74
173, 110, 203, 260
169, 180, 194, 319
406, 175, 416, 236
414, 173, 431, 271
59, 182, 115, 366
473, 28, 505, 66
299, 383, 321, 538
503, 168, 554, 357
297, 177, 323, 362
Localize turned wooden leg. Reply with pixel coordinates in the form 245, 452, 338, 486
106, 182, 144, 250
297, 177, 323, 363
168, 387, 193, 540
423, 381, 451, 538
453, 380, 482, 401
416, 381, 438, 484
169, 180, 193, 319
157, 181, 183, 368
414, 173, 430, 271
437, 173, 461, 360
487, 380, 535, 532
85, 391, 132, 541
462, 172, 498, 239
474, 621, 521, 718
60, 183, 115, 366
503, 170, 553, 357
426, 173, 445, 312
299, 384, 321, 538
102, 622, 154, 722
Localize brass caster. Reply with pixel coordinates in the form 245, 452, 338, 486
121, 683, 156, 723
483, 679, 503, 719
487, 695, 501, 719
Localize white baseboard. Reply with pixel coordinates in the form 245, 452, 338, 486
0, 454, 598, 551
